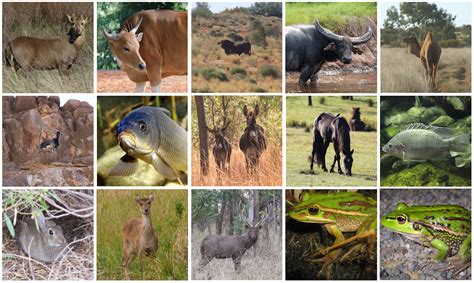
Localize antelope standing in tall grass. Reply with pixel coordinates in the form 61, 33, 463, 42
5, 14, 89, 75
122, 194, 158, 279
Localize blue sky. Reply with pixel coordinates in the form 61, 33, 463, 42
379, 2, 471, 26
192, 2, 253, 13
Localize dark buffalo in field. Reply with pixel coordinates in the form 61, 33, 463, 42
218, 39, 251, 56
285, 21, 372, 89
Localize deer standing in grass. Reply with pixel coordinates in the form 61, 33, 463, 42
199, 210, 268, 273
122, 194, 158, 279
206, 97, 232, 174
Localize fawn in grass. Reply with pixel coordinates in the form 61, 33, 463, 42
122, 194, 158, 279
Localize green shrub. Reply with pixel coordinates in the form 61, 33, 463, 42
231, 67, 247, 76
209, 28, 223, 37
319, 97, 326, 105
227, 32, 243, 42
259, 65, 280, 78
201, 68, 228, 81
367, 99, 374, 107
248, 19, 267, 47
252, 87, 267, 93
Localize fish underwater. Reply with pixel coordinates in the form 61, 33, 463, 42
108, 106, 187, 183
382, 123, 470, 166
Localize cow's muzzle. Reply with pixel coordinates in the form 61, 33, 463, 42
341, 56, 352, 64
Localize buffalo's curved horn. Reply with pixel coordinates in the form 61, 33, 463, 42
102, 29, 117, 41
315, 21, 343, 43
350, 26, 373, 45
130, 17, 143, 34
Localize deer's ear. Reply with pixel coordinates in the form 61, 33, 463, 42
148, 194, 154, 201
255, 104, 260, 116
135, 195, 140, 202
243, 105, 248, 117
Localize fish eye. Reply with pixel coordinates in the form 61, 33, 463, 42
396, 215, 406, 224
413, 223, 422, 231
123, 47, 130, 52
308, 207, 319, 215
139, 123, 147, 132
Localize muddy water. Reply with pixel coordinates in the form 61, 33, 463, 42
286, 72, 377, 93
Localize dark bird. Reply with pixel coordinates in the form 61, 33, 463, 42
40, 131, 61, 151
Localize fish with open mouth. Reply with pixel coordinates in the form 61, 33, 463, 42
108, 106, 187, 183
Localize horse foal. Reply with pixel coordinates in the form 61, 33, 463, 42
122, 194, 158, 279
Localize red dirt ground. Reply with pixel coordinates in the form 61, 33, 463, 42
97, 70, 187, 93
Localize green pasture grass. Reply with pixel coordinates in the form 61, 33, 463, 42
286, 2, 377, 27
286, 96, 377, 187
96, 190, 188, 280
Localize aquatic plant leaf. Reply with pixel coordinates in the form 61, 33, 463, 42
447, 97, 464, 111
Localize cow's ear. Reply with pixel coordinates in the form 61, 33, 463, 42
243, 105, 248, 117
352, 46, 363, 55
136, 32, 143, 43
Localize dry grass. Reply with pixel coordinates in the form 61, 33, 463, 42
381, 47, 471, 93
2, 189, 94, 280
192, 145, 282, 186
2, 3, 93, 93
191, 226, 282, 280
192, 13, 282, 93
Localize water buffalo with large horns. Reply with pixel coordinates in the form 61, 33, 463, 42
286, 21, 373, 89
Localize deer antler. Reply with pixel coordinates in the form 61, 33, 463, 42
255, 211, 269, 227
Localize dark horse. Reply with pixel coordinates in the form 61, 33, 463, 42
239, 105, 267, 174
310, 112, 354, 176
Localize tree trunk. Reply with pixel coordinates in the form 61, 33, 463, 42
308, 96, 312, 106
273, 194, 277, 234
207, 221, 211, 234
253, 190, 260, 255
264, 195, 270, 241
229, 192, 234, 235
277, 193, 282, 239
216, 200, 226, 235
195, 96, 209, 176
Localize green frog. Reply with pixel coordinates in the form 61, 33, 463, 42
288, 191, 377, 278
382, 203, 471, 265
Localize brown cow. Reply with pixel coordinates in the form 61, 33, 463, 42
403, 32, 441, 88
103, 10, 187, 93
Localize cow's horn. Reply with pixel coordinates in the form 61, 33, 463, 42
350, 26, 373, 45
102, 29, 117, 41
315, 21, 343, 43
130, 17, 143, 34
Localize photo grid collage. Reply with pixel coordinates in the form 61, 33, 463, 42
1, 0, 472, 281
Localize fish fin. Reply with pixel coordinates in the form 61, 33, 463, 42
405, 123, 453, 138
151, 153, 177, 180
449, 133, 470, 152
159, 107, 171, 117
108, 155, 139, 176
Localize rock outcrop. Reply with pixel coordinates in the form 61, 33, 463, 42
2, 96, 93, 186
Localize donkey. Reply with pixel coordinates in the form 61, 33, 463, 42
349, 107, 365, 131
310, 112, 354, 176
122, 194, 158, 280
239, 105, 267, 174
207, 120, 232, 174
5, 14, 89, 76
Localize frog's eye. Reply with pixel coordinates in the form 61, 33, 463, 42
308, 207, 319, 215
413, 223, 422, 231
396, 215, 406, 224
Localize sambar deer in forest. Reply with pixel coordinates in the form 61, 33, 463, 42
5, 14, 89, 76
199, 212, 268, 273
122, 194, 158, 279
